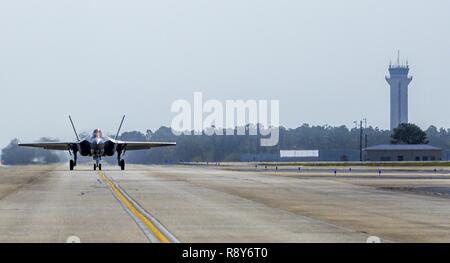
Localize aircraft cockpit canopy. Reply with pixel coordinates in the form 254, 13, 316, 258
92, 129, 103, 138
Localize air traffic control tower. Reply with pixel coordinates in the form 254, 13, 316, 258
385, 52, 412, 130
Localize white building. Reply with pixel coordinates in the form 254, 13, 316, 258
385, 53, 412, 130
279, 150, 319, 161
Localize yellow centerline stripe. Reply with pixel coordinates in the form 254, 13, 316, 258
99, 171, 170, 243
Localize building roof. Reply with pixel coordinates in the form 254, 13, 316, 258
364, 144, 442, 151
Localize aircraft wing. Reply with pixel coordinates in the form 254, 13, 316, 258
118, 141, 176, 151
18, 142, 74, 151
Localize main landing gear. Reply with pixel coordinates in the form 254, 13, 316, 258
117, 150, 125, 170
69, 151, 78, 171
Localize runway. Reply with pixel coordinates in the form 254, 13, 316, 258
1, 164, 450, 242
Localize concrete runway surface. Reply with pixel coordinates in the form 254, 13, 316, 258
1, 164, 450, 242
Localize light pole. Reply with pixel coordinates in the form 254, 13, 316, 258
359, 120, 363, 162
354, 118, 367, 162
363, 118, 368, 148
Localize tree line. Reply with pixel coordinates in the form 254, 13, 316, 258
2, 123, 448, 165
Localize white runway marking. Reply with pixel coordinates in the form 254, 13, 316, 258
366, 236, 382, 243
66, 236, 81, 243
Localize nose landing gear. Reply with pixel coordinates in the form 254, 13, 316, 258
93, 156, 102, 171
93, 163, 102, 170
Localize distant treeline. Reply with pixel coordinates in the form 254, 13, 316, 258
2, 124, 450, 165
1, 138, 66, 165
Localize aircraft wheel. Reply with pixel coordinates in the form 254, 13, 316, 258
98, 163, 102, 170
120, 159, 125, 170
94, 164, 97, 171
69, 160, 74, 171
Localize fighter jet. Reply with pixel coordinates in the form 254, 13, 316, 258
18, 115, 176, 171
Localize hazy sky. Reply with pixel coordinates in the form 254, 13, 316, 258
1, 0, 450, 147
